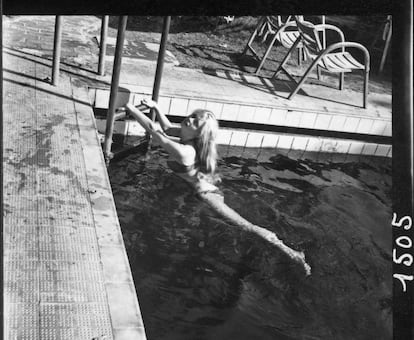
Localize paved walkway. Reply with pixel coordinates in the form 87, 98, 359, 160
2, 30, 146, 340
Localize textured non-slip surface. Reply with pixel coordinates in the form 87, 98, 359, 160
3, 19, 146, 339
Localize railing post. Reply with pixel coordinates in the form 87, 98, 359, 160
103, 16, 128, 165
151, 16, 171, 121
52, 16, 62, 86
321, 15, 326, 49
98, 15, 109, 76
379, 15, 392, 73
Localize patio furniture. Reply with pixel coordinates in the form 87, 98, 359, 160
273, 16, 370, 108
242, 16, 326, 75
242, 16, 304, 75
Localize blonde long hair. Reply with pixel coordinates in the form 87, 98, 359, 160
191, 109, 219, 176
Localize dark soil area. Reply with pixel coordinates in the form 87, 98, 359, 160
109, 16, 392, 94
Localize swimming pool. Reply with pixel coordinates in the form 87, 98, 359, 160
108, 145, 392, 340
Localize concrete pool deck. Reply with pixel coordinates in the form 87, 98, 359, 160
2, 48, 146, 339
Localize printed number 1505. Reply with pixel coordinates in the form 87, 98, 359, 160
392, 213, 413, 292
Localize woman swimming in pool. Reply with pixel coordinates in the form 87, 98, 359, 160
125, 99, 220, 193
124, 99, 311, 275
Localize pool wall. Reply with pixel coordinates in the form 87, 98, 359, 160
93, 89, 392, 158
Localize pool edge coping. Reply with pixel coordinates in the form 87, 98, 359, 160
70, 77, 147, 340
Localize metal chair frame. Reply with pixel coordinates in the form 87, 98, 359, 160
273, 17, 370, 108
242, 16, 304, 75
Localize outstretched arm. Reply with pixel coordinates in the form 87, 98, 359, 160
151, 131, 196, 165
125, 103, 195, 164
141, 98, 181, 137
125, 103, 156, 133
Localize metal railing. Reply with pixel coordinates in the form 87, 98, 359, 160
102, 16, 171, 164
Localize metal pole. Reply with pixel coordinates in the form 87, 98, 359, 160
321, 15, 326, 49
379, 16, 392, 73
52, 16, 62, 86
103, 16, 128, 164
151, 16, 171, 121
98, 15, 109, 76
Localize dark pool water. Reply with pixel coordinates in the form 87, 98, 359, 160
108, 146, 392, 340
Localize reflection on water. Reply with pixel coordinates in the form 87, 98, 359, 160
108, 146, 392, 340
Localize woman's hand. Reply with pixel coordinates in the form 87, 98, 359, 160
141, 98, 174, 133
141, 98, 158, 109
